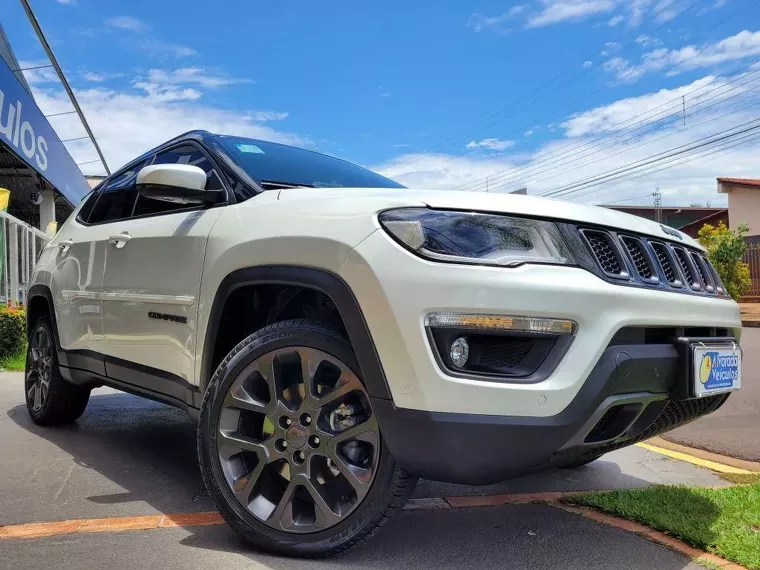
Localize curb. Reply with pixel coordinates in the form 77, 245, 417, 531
648, 437, 760, 473
555, 504, 747, 569
742, 320, 760, 328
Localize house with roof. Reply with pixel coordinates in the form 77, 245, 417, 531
717, 178, 760, 238
601, 205, 729, 238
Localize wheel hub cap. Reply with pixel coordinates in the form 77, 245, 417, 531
215, 346, 379, 534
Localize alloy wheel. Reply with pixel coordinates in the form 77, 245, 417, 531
26, 326, 53, 412
215, 346, 380, 534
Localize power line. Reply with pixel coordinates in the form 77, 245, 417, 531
541, 118, 760, 198
566, 129, 760, 203
601, 193, 653, 205
385, 0, 706, 173
457, 63, 760, 193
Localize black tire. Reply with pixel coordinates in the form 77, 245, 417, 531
557, 454, 604, 469
25, 317, 90, 425
198, 319, 416, 557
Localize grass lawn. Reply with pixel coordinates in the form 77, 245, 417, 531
567, 481, 760, 569
0, 347, 26, 372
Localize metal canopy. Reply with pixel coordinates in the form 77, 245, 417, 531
0, 54, 90, 205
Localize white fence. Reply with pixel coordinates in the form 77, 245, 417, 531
0, 210, 50, 306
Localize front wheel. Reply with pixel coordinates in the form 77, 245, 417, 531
198, 319, 416, 557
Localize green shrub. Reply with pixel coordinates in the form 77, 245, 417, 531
0, 305, 26, 358
697, 222, 752, 300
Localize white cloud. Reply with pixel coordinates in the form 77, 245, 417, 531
604, 29, 760, 82
29, 69, 303, 176
635, 34, 661, 47
467, 12, 512, 33
526, 0, 616, 28
104, 16, 149, 33
142, 68, 252, 88
372, 72, 760, 206
524, 129, 535, 136
380, 92, 392, 98
18, 60, 58, 85
608, 15, 624, 26
138, 39, 197, 59
583, 60, 593, 68
82, 71, 124, 82
55, 0, 76, 4
465, 138, 516, 151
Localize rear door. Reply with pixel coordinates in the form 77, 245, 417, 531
99, 143, 225, 388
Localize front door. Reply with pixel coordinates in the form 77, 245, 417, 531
99, 143, 226, 388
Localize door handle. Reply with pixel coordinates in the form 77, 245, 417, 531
58, 238, 73, 252
108, 232, 132, 248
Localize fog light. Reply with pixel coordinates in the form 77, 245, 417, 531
450, 337, 469, 368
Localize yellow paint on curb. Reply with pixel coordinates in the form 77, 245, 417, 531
636, 442, 754, 475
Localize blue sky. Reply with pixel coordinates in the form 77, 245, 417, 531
3, 0, 760, 205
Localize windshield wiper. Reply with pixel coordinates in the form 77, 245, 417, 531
259, 180, 314, 190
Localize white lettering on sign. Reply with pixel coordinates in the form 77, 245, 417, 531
0, 88, 49, 172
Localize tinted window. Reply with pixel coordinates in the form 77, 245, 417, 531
132, 144, 223, 217
215, 136, 404, 191
76, 191, 98, 223
88, 163, 144, 224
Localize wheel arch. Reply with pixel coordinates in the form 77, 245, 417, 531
26, 285, 60, 350
200, 265, 392, 400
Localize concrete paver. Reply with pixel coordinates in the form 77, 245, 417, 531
0, 504, 705, 570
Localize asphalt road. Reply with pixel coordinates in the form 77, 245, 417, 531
0, 371, 730, 569
664, 326, 760, 462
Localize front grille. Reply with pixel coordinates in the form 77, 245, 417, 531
580, 230, 626, 277
578, 226, 727, 298
620, 236, 656, 281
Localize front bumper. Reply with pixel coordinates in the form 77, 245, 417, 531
372, 341, 730, 484
340, 229, 742, 417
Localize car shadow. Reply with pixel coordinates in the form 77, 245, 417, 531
7, 389, 717, 567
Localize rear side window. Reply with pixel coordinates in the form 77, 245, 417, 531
132, 144, 224, 218
88, 163, 145, 224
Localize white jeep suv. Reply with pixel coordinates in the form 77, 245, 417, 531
25, 131, 742, 556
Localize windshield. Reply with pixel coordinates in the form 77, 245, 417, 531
215, 135, 405, 190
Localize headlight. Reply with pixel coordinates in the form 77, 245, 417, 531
378, 208, 575, 267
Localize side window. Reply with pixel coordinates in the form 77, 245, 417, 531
132, 144, 223, 218
76, 191, 98, 223
88, 163, 144, 224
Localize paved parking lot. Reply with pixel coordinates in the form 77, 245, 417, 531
0, 372, 732, 568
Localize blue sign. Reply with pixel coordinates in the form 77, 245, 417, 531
0, 56, 90, 205
698, 350, 740, 391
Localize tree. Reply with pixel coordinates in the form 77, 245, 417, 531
697, 222, 751, 300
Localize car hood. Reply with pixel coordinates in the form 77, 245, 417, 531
276, 187, 701, 249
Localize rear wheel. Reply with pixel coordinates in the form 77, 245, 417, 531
25, 317, 90, 425
198, 319, 415, 557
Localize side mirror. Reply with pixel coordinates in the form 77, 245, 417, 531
136, 164, 222, 205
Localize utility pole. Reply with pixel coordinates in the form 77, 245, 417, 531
682, 96, 686, 126
486, 177, 489, 192
652, 188, 663, 223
